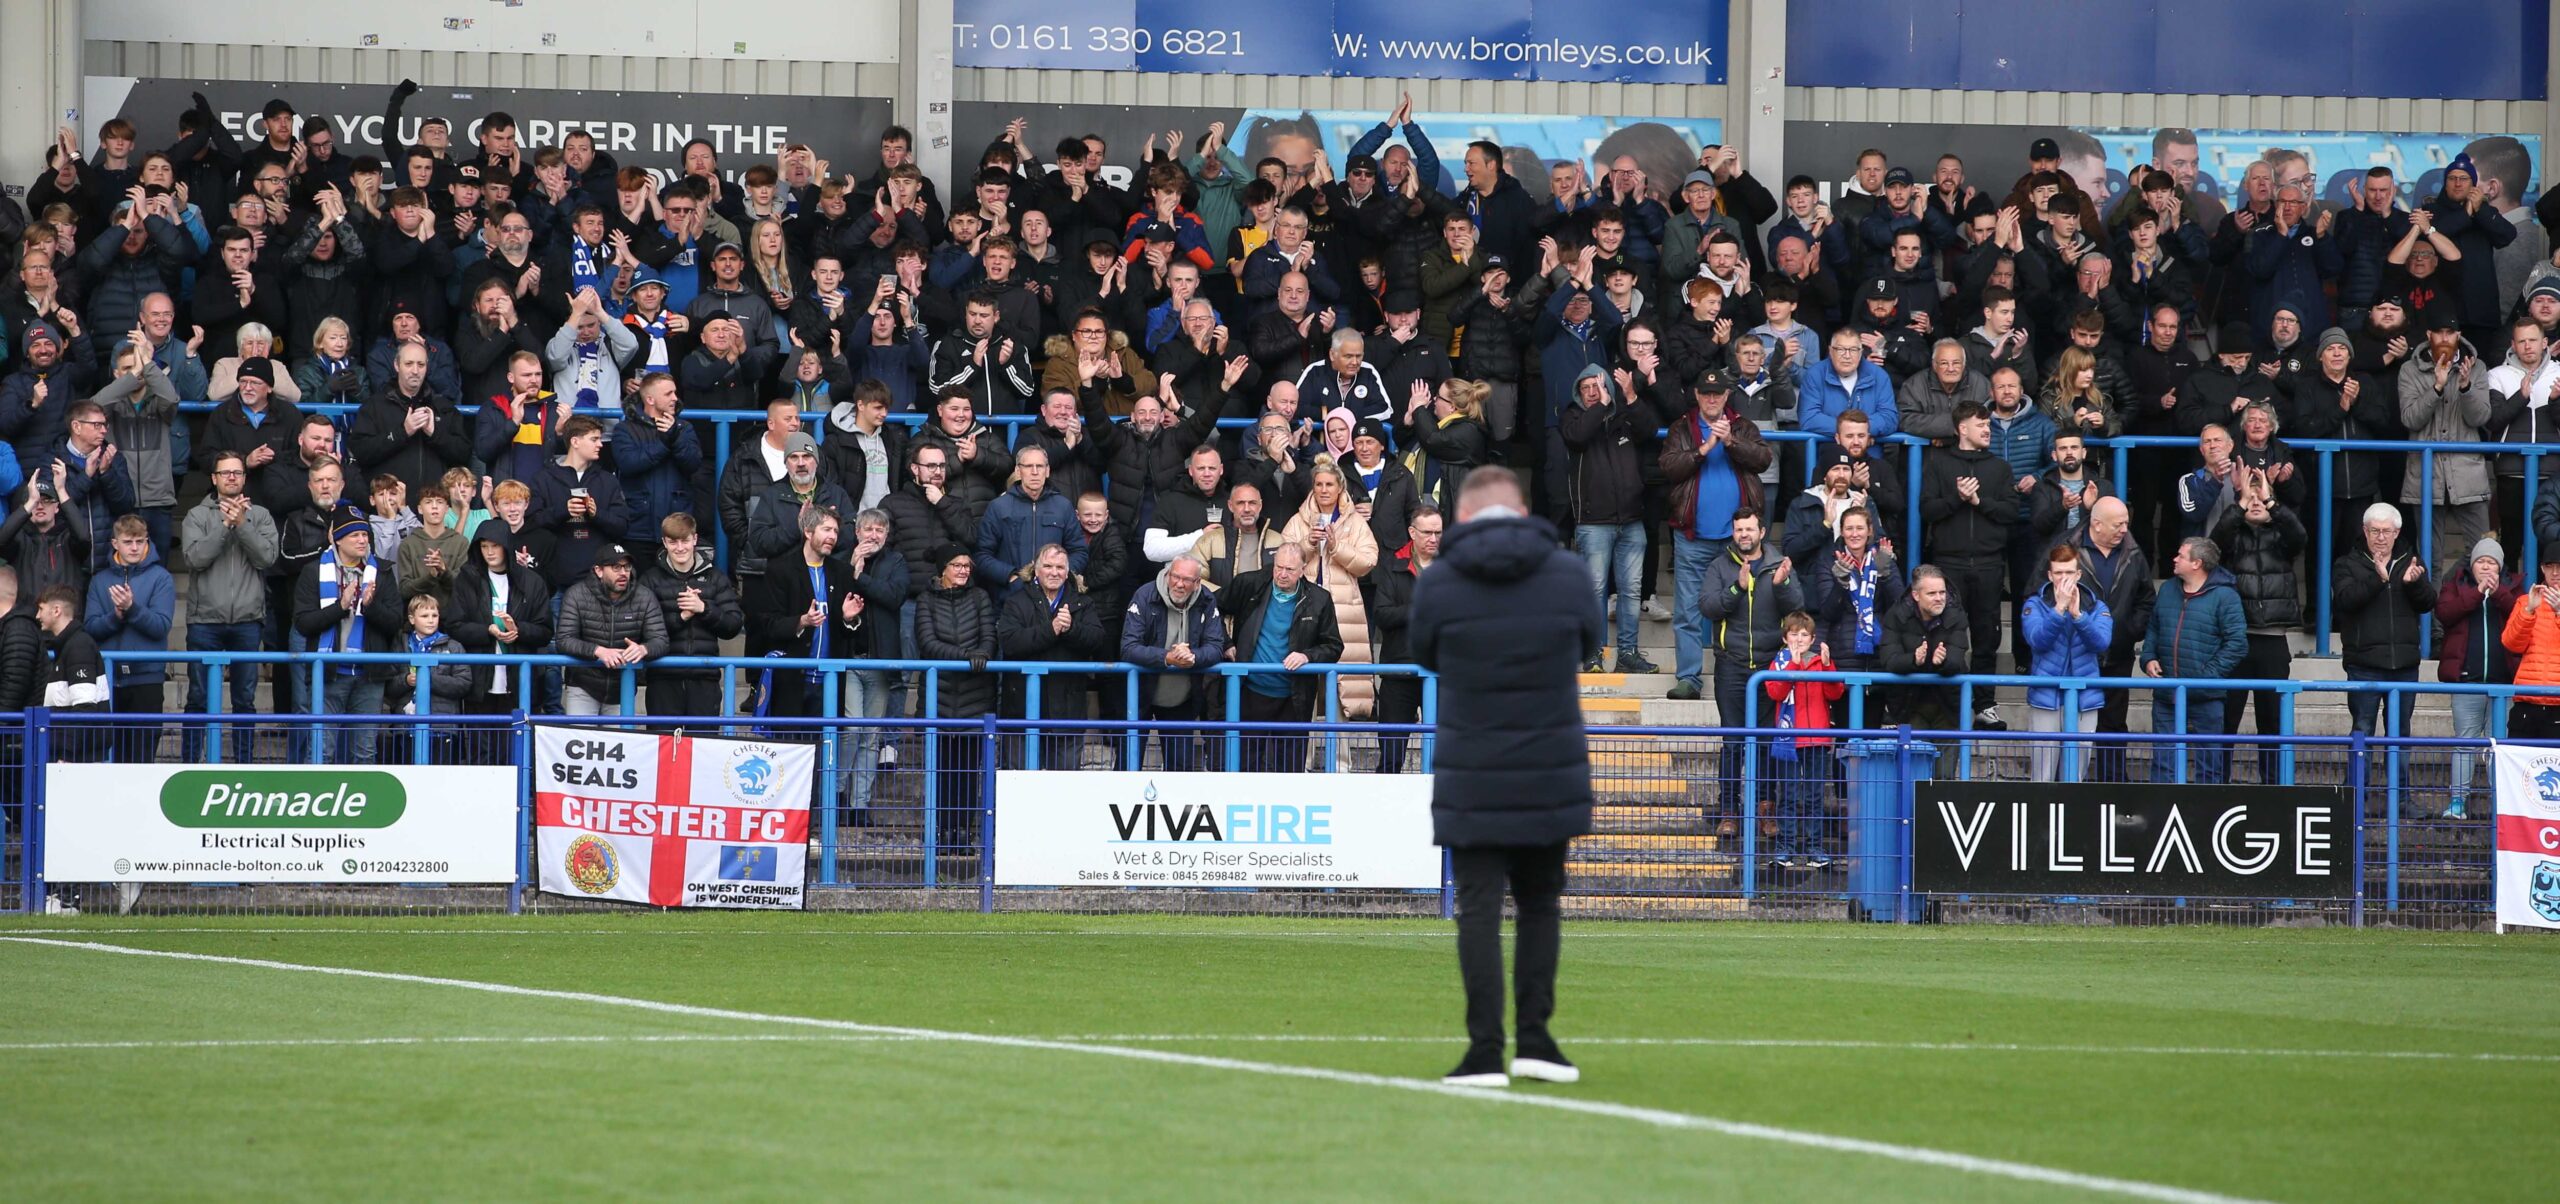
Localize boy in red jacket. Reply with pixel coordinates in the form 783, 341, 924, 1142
1764, 611, 1844, 870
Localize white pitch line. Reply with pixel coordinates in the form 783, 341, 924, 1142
7, 1029, 2546, 1067
0, 1033, 932, 1053
1045, 1034, 2560, 1064
0, 936, 2262, 1204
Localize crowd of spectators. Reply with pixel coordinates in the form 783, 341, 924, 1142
3, 94, 2559, 821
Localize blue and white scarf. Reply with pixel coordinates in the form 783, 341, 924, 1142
1769, 647, 1804, 762
569, 237, 603, 298
1843, 548, 1880, 655
315, 558, 377, 675
628, 311, 672, 375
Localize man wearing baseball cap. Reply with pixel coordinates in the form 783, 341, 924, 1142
2425, 153, 2522, 362
1662, 169, 1747, 295
553, 541, 669, 716
1660, 369, 1774, 702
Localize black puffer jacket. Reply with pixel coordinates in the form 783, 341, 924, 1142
638, 547, 745, 681
912, 582, 1000, 717
2332, 550, 2437, 674
1086, 399, 1222, 524
1410, 514, 1603, 848
909, 420, 1015, 529
2209, 503, 2307, 630
996, 583, 1109, 720
880, 481, 977, 587
1444, 290, 1526, 382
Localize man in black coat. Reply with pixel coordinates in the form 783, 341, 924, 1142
1409, 467, 1603, 1089
1219, 542, 1343, 773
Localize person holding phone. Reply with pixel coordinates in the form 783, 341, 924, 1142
2499, 541, 2560, 740
444, 519, 552, 736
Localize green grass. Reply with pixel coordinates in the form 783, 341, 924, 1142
1, 912, 2552, 1202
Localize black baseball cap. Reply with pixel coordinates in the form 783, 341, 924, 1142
2029, 137, 2061, 161
2425, 306, 2463, 332
1693, 369, 1734, 394
1862, 277, 1896, 301
594, 544, 633, 567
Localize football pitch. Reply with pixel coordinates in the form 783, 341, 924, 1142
1, 912, 2550, 1202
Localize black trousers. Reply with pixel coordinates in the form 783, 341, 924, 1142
2221, 633, 2290, 784
1451, 841, 1569, 1054
1940, 556, 2005, 677
647, 676, 727, 719
110, 682, 164, 765
1238, 688, 1310, 772
1374, 676, 1424, 774
2509, 701, 2560, 740
2093, 654, 2136, 782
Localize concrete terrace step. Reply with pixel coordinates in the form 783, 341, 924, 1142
1562, 894, 1751, 917
1593, 803, 1706, 833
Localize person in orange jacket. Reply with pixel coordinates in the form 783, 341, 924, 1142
2498, 542, 2560, 739
1764, 611, 1844, 870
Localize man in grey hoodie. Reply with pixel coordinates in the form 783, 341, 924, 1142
180, 450, 280, 757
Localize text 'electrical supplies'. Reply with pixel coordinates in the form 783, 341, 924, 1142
43, 764, 517, 883
2488, 743, 2560, 932
534, 726, 812, 909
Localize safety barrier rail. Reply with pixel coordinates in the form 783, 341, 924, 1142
7, 709, 2510, 928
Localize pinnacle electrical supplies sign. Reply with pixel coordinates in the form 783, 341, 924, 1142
1913, 783, 2353, 900
995, 772, 1439, 889
2488, 743, 2560, 932
43, 765, 517, 883
534, 726, 812, 909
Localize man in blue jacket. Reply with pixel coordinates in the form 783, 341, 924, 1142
974, 444, 1086, 593
1796, 325, 1900, 439
83, 514, 174, 764
1411, 466, 1603, 1090
2243, 185, 2342, 346
2142, 536, 2248, 783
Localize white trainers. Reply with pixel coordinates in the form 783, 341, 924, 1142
1441, 1069, 1510, 1088
1510, 1056, 1581, 1084
1641, 598, 1674, 622
42, 894, 79, 916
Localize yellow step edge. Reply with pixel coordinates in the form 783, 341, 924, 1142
1578, 673, 1629, 687
1581, 697, 1646, 713
1567, 862, 1740, 881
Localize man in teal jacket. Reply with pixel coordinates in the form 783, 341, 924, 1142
2142, 536, 2247, 783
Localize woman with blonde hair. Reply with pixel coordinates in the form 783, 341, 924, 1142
1400, 377, 1493, 510
293, 316, 368, 407
1281, 460, 1380, 718
209, 322, 303, 404
2040, 345, 2117, 439
745, 218, 803, 346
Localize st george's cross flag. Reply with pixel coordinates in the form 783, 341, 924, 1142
534, 725, 812, 909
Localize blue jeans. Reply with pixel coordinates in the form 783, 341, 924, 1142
2344, 665, 2418, 738
1574, 521, 1646, 658
320, 674, 389, 763
1671, 533, 1728, 684
183, 620, 264, 761
2450, 693, 2498, 808
1772, 743, 1833, 857
2148, 694, 2228, 784
841, 669, 892, 812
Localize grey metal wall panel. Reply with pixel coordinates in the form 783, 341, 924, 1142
958, 67, 1727, 120
85, 40, 899, 99
1787, 87, 2547, 135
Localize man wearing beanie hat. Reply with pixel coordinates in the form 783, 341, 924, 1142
2424, 151, 2521, 361
2291, 325, 2395, 561
2171, 322, 2274, 438
292, 510, 405, 759
0, 319, 93, 484
2437, 535, 2519, 818
2398, 307, 2490, 566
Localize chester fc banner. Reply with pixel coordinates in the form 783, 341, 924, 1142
535, 726, 811, 910
2489, 743, 2560, 932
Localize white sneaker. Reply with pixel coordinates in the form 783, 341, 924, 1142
1441, 1069, 1510, 1088
1510, 1056, 1581, 1084
878, 744, 900, 768
42, 894, 79, 916
1642, 598, 1674, 622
